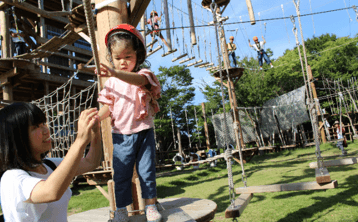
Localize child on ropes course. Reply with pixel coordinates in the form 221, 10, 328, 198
227, 36, 237, 67
249, 36, 274, 70
0, 102, 102, 221
333, 121, 347, 156
147, 10, 171, 53
97, 24, 162, 222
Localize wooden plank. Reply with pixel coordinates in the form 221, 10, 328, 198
309, 157, 358, 168
225, 193, 253, 218
1, 0, 69, 24
29, 73, 93, 88
128, 0, 151, 27
235, 180, 338, 194
315, 167, 331, 184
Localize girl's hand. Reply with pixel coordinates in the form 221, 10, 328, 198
96, 63, 116, 77
76, 108, 98, 144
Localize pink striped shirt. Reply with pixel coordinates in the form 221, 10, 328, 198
98, 69, 161, 135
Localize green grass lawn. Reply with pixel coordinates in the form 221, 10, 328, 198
3, 140, 357, 221
68, 140, 358, 221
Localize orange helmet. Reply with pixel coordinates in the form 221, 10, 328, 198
105, 24, 146, 56
150, 10, 158, 16
229, 36, 234, 40
253, 36, 258, 41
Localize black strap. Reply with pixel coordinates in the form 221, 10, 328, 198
43, 159, 57, 172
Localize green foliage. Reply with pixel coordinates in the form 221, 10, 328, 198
154, 65, 196, 150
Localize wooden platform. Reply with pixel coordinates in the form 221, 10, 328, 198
68, 198, 217, 222
309, 157, 358, 168
235, 180, 338, 194
212, 67, 244, 80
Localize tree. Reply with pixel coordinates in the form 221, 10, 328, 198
154, 65, 195, 153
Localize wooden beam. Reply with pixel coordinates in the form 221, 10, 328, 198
235, 180, 338, 194
28, 73, 93, 88
225, 193, 253, 218
315, 167, 331, 184
95, 185, 110, 200
128, 0, 151, 27
309, 158, 358, 168
1, 0, 69, 24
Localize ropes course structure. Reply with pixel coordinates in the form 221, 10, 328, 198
1, 0, 358, 221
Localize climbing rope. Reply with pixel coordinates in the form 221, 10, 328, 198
293, 0, 324, 173
210, 1, 247, 214
83, 0, 101, 92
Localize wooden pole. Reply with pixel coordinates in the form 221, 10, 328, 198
140, 13, 146, 47
95, 0, 129, 216
177, 128, 183, 157
39, 0, 47, 73
0, 8, 10, 58
107, 180, 116, 219
2, 84, 13, 101
201, 102, 211, 151
307, 65, 326, 143
245, 0, 256, 25
163, 0, 172, 51
187, 0, 197, 45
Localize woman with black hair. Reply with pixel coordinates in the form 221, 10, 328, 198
0, 102, 102, 221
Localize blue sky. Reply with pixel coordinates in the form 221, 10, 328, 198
143, 0, 358, 105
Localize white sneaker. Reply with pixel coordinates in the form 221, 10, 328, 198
145, 204, 163, 222
271, 65, 274, 68
113, 207, 129, 222
259, 67, 263, 70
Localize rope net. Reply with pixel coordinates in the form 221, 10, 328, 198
212, 86, 309, 147
31, 76, 98, 158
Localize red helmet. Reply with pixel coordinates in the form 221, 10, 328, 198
253, 36, 258, 41
105, 24, 146, 56
229, 36, 234, 40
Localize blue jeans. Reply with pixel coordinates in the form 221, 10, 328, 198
14, 42, 26, 56
336, 141, 345, 153
228, 51, 237, 67
112, 128, 157, 208
257, 50, 271, 67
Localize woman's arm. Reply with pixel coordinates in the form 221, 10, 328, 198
75, 117, 102, 176
28, 109, 98, 203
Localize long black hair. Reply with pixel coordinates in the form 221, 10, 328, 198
106, 31, 149, 72
0, 102, 47, 177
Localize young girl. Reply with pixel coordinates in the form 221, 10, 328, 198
96, 24, 162, 222
0, 102, 102, 221
147, 10, 171, 53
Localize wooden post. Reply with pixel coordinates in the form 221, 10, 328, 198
95, 0, 129, 216
187, 0, 197, 45
0, 7, 11, 58
201, 103, 211, 151
2, 84, 13, 101
177, 128, 183, 157
307, 65, 326, 143
108, 180, 116, 219
162, 0, 173, 51
245, 0, 256, 25
140, 14, 146, 47
39, 0, 47, 73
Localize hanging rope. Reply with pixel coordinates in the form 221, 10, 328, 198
170, 107, 177, 150
185, 108, 192, 150
83, 0, 101, 92
281, 4, 291, 44
293, 0, 324, 173
210, 2, 248, 214
308, 0, 316, 34
194, 107, 202, 147
353, 5, 358, 22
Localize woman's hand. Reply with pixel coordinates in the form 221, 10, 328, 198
96, 63, 117, 77
76, 108, 98, 144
